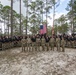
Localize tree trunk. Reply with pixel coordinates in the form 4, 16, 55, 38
8, 12, 10, 37
46, 0, 47, 33
71, 0, 74, 33
11, 0, 13, 37
20, 0, 22, 35
26, 0, 28, 35
52, 1, 55, 35
4, 18, 5, 35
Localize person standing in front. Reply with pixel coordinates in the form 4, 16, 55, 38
61, 37, 65, 52
21, 36, 26, 52
56, 36, 61, 52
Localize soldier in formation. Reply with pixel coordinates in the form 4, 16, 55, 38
0, 34, 76, 52
56, 36, 61, 51
41, 36, 46, 51
31, 35, 36, 51
61, 37, 65, 52
36, 35, 41, 51
21, 36, 26, 52
45, 35, 50, 51
27, 35, 32, 51
49, 36, 55, 51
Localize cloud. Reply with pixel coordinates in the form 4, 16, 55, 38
0, 0, 10, 6
47, 11, 67, 26
55, 0, 65, 5
60, 0, 65, 4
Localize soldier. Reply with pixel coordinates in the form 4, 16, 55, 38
74, 35, 76, 48
5, 36, 9, 49
0, 37, 2, 50
8, 36, 12, 48
71, 36, 74, 48
31, 35, 36, 51
61, 37, 65, 52
21, 36, 26, 52
67, 36, 71, 48
41, 36, 45, 51
2, 36, 6, 50
45, 35, 50, 51
56, 36, 61, 51
17, 36, 22, 47
27, 35, 32, 51
36, 35, 41, 51
49, 36, 55, 51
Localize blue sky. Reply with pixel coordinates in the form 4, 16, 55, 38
56, 0, 70, 13
47, 0, 70, 26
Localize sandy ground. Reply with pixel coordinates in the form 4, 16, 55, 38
0, 47, 76, 75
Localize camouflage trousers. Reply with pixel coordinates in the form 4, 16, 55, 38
56, 43, 60, 51
41, 43, 45, 51
45, 43, 49, 51
22, 44, 25, 52
0, 42, 2, 50
74, 41, 76, 48
61, 45, 65, 52
49, 43, 54, 51
27, 43, 32, 51
36, 42, 41, 51
67, 41, 71, 48
32, 42, 36, 51
71, 41, 74, 48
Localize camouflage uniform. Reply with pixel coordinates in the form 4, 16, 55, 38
8, 37, 12, 49
45, 36, 49, 51
0, 37, 2, 50
31, 35, 36, 52
2, 37, 6, 50
61, 37, 65, 52
56, 36, 61, 51
49, 37, 55, 51
36, 37, 41, 51
71, 36, 74, 48
21, 37, 26, 52
74, 35, 76, 48
41, 36, 45, 51
27, 36, 32, 51
67, 36, 71, 48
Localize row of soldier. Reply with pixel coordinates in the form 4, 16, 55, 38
0, 36, 22, 50
0, 34, 76, 51
21, 34, 76, 52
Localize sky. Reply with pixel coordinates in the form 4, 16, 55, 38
0, 0, 70, 16
0, 0, 70, 33
47, 0, 70, 26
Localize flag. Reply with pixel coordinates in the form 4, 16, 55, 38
43, 24, 47, 34
40, 25, 47, 34
40, 25, 43, 34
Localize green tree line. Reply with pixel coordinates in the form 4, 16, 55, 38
0, 0, 76, 36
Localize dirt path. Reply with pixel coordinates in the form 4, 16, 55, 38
0, 48, 76, 75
